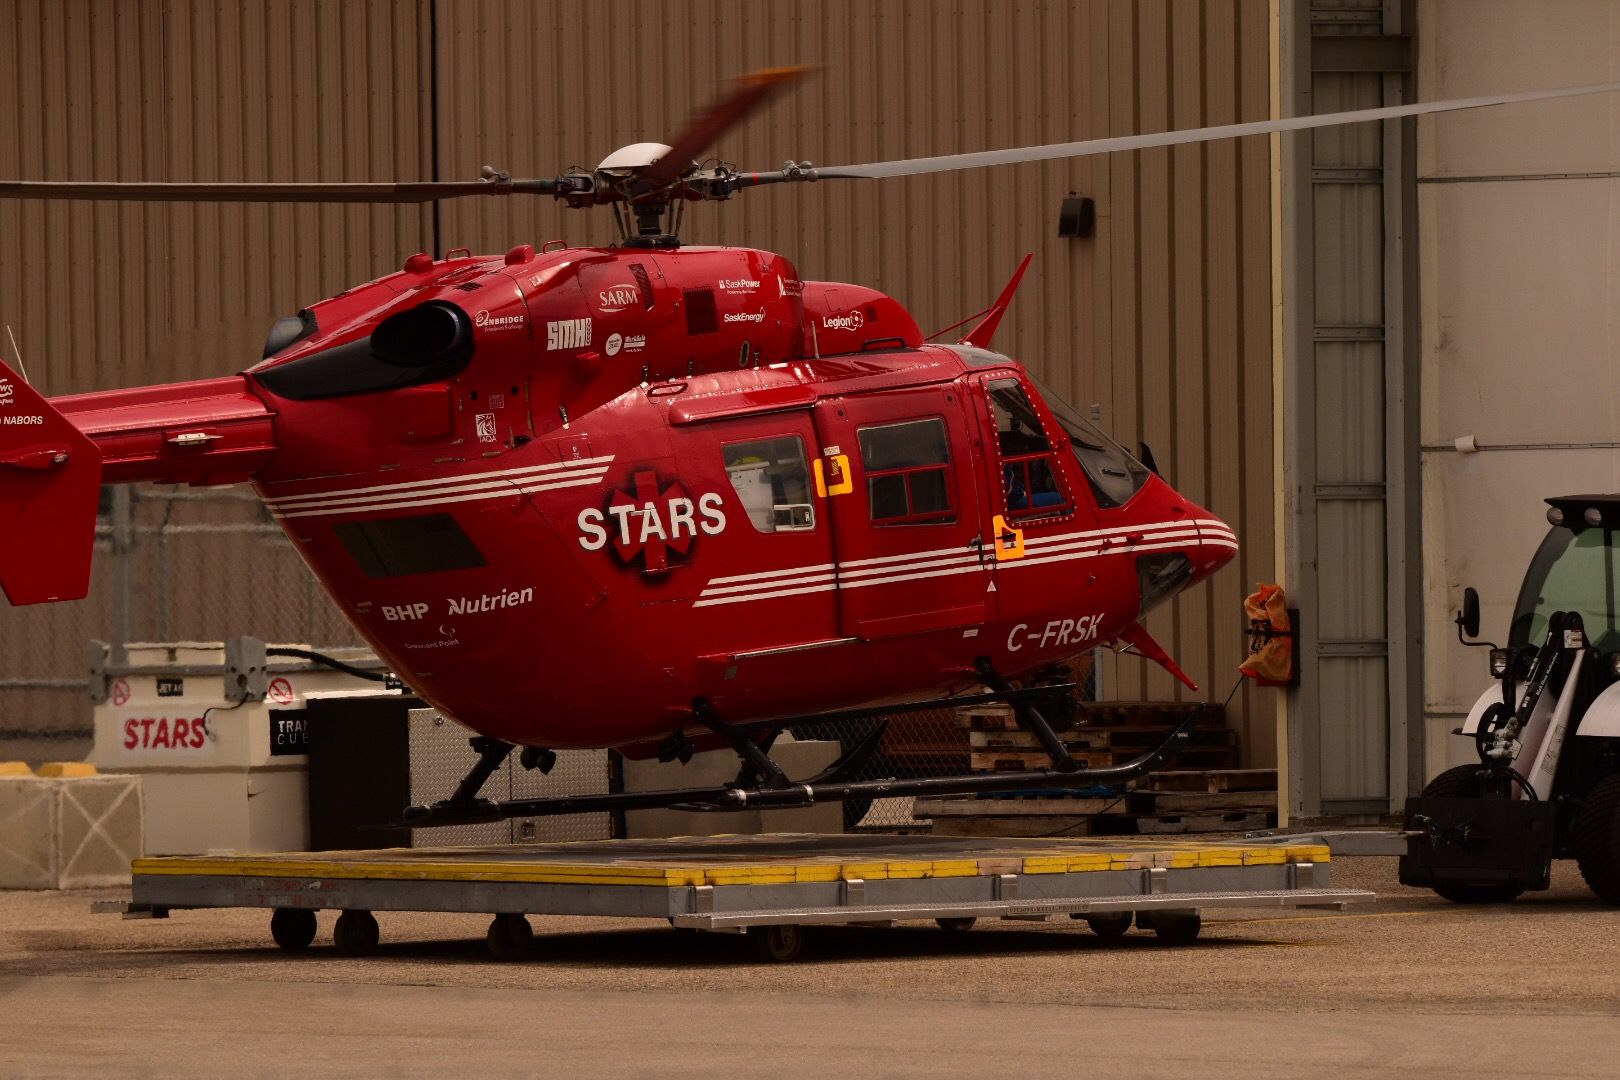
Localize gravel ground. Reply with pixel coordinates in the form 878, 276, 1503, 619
4, 854, 1619, 1078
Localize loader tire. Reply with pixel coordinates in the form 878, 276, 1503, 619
1574, 773, 1620, 904
1419, 765, 1525, 904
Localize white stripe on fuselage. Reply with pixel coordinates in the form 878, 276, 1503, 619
270, 459, 614, 520
692, 519, 1232, 607
265, 456, 616, 519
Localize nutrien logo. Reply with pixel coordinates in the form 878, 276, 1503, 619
447, 587, 535, 615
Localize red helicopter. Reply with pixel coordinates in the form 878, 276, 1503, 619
3, 69, 1616, 824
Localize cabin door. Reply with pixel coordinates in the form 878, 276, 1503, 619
813, 384, 993, 640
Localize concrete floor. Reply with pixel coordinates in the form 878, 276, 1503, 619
3, 856, 1618, 1078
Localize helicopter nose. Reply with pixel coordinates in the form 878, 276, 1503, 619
1188, 511, 1239, 579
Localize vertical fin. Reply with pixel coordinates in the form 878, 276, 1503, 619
960, 253, 1034, 350
0, 359, 102, 604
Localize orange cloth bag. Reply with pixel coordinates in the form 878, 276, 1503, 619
1239, 583, 1293, 686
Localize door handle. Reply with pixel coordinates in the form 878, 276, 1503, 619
991, 515, 1025, 561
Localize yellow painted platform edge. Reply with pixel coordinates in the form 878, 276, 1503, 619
132, 843, 1331, 888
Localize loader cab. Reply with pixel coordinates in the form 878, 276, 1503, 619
1508, 497, 1620, 655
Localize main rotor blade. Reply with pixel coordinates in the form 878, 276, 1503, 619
0, 178, 557, 204
640, 65, 813, 190
780, 81, 1620, 182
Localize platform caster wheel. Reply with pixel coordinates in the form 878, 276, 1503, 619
935, 917, 976, 932
332, 910, 380, 957
747, 924, 805, 963
270, 908, 317, 952
1081, 912, 1133, 940
486, 913, 535, 962
1146, 913, 1201, 946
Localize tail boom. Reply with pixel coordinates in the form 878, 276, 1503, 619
52, 376, 277, 486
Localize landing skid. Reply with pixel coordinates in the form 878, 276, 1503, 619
401, 664, 1194, 828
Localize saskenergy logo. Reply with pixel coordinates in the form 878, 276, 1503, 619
723, 312, 765, 324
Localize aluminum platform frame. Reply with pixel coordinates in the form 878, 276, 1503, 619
112, 834, 1372, 958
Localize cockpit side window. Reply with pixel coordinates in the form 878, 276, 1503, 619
723, 435, 816, 533
1031, 377, 1150, 509
986, 379, 1071, 519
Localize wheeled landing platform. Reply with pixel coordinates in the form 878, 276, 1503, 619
110, 833, 1372, 962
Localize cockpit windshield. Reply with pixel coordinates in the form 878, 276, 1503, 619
1509, 525, 1620, 651
1029, 377, 1150, 509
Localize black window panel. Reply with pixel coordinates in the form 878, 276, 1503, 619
910, 470, 951, 516
868, 474, 910, 520
858, 418, 949, 469
1138, 552, 1193, 617
684, 288, 718, 334
333, 512, 486, 579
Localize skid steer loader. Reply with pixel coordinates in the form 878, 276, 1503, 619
1401, 495, 1620, 903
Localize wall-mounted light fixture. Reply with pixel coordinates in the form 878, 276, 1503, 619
1058, 195, 1095, 239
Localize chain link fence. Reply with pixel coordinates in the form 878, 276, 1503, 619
0, 484, 363, 763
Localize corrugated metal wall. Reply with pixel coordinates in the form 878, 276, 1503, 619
1, 0, 1274, 764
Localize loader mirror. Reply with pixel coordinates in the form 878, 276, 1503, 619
1459, 587, 1481, 639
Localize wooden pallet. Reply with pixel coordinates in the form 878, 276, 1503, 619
967, 728, 1236, 752
1142, 768, 1277, 793
915, 796, 1125, 818
929, 816, 1102, 838
1134, 810, 1274, 835
958, 702, 1225, 733
1126, 789, 1277, 814
970, 746, 1240, 773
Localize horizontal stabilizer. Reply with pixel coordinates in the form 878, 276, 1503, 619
0, 360, 102, 604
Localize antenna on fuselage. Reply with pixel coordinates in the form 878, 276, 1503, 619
4, 324, 31, 385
